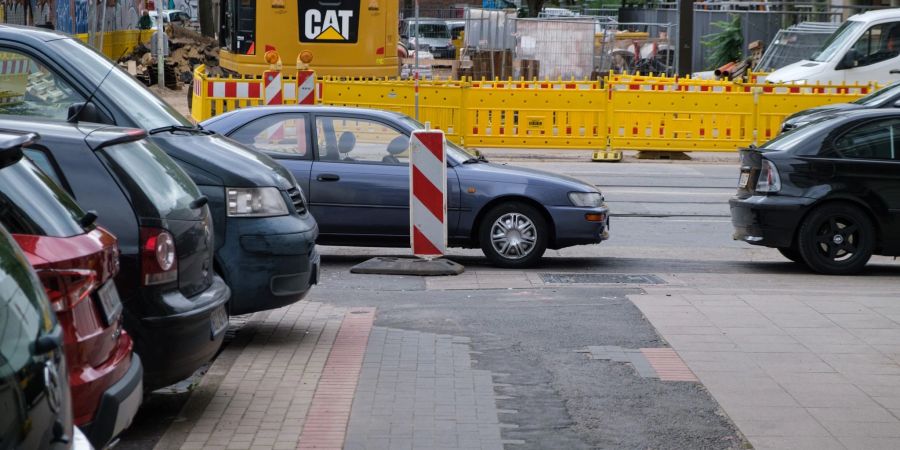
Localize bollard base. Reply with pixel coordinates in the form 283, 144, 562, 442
350, 257, 465, 276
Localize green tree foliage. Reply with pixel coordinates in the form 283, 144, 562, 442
702, 14, 743, 70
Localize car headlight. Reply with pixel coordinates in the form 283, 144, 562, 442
568, 192, 604, 207
227, 187, 289, 217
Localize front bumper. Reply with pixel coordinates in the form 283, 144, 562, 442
219, 215, 319, 315
729, 195, 814, 248
130, 275, 230, 390
546, 204, 610, 249
80, 354, 143, 448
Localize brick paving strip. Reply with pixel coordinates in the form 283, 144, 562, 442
640, 348, 700, 382
298, 308, 375, 449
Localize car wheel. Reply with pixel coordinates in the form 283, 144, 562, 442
478, 202, 548, 268
797, 203, 874, 275
777, 245, 804, 264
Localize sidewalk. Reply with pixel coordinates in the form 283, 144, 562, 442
153, 300, 506, 450
633, 273, 900, 450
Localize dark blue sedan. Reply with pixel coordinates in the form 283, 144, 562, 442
202, 106, 610, 267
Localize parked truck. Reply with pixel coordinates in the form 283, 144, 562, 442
768, 9, 900, 85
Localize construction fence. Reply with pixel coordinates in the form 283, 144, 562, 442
74, 29, 155, 60
190, 65, 876, 153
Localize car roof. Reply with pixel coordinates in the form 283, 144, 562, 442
207, 105, 412, 126
812, 108, 900, 127
851, 8, 900, 23
403, 18, 449, 24
0, 24, 69, 42
0, 118, 145, 145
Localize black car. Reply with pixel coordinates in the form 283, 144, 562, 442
0, 119, 231, 389
0, 212, 76, 448
730, 109, 900, 275
781, 80, 900, 132
0, 25, 318, 316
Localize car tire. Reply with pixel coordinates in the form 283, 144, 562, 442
777, 245, 804, 264
478, 202, 548, 268
796, 203, 874, 275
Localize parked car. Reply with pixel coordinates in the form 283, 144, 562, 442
0, 222, 79, 449
0, 130, 141, 447
0, 119, 231, 390
781, 80, 900, 132
149, 9, 193, 27
203, 106, 611, 268
0, 25, 319, 316
400, 19, 456, 58
730, 109, 900, 274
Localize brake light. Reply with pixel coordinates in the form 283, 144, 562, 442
756, 159, 782, 193
140, 227, 177, 286
37, 269, 97, 312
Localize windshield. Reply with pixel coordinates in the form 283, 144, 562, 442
0, 158, 85, 238
100, 140, 201, 220
812, 21, 864, 62
397, 116, 474, 163
853, 80, 900, 106
409, 23, 451, 39
47, 38, 192, 130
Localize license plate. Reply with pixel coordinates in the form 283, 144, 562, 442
96, 281, 122, 325
210, 306, 228, 338
738, 172, 750, 188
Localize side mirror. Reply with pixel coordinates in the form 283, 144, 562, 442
837, 50, 859, 70
67, 102, 106, 124
893, 99, 900, 108
0, 144, 23, 169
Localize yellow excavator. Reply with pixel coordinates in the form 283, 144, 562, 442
217, 0, 399, 77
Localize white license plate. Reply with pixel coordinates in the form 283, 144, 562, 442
738, 172, 750, 188
210, 306, 228, 338
96, 281, 122, 325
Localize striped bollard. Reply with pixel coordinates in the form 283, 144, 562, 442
409, 127, 447, 258
297, 70, 316, 105
263, 70, 282, 105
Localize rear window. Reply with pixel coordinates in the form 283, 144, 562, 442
761, 119, 831, 153
99, 140, 202, 221
0, 159, 86, 238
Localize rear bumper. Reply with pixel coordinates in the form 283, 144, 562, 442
130, 275, 230, 390
729, 195, 814, 248
547, 205, 611, 249
219, 216, 319, 315
80, 354, 143, 448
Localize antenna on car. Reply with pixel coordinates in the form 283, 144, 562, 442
67, 59, 118, 123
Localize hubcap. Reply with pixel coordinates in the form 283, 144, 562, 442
490, 213, 537, 260
815, 216, 859, 262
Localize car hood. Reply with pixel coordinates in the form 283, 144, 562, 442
149, 133, 296, 189
458, 161, 600, 192
766, 60, 829, 84
783, 102, 861, 126
413, 37, 452, 47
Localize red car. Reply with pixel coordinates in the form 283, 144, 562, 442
0, 130, 143, 448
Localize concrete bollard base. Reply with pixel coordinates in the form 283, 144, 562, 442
350, 257, 465, 276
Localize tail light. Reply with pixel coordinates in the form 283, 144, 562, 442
756, 159, 782, 193
140, 227, 177, 286
38, 269, 97, 312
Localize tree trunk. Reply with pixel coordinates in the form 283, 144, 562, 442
199, 0, 215, 37
526, 0, 544, 17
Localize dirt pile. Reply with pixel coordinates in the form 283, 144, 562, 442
118, 25, 220, 87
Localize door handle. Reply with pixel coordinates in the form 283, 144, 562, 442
891, 69, 900, 74
316, 173, 340, 182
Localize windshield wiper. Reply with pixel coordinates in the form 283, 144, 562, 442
148, 124, 213, 135
462, 154, 489, 164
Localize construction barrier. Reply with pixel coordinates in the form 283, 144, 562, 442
190, 67, 878, 153
74, 30, 155, 60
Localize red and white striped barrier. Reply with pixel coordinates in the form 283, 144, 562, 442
0, 59, 30, 75
204, 80, 261, 99
297, 70, 316, 105
409, 129, 447, 257
264, 70, 283, 105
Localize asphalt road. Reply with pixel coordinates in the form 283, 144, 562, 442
117, 158, 789, 449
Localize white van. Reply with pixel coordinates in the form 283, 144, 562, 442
768, 9, 900, 85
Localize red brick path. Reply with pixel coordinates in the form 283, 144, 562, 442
640, 348, 699, 382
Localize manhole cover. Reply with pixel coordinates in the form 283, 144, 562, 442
540, 273, 665, 285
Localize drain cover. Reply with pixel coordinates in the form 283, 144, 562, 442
540, 273, 665, 285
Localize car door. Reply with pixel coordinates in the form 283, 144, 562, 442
827, 117, 900, 249
225, 112, 314, 195
309, 114, 411, 242
842, 21, 900, 84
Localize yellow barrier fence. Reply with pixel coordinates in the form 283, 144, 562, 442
74, 30, 155, 60
190, 67, 878, 152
